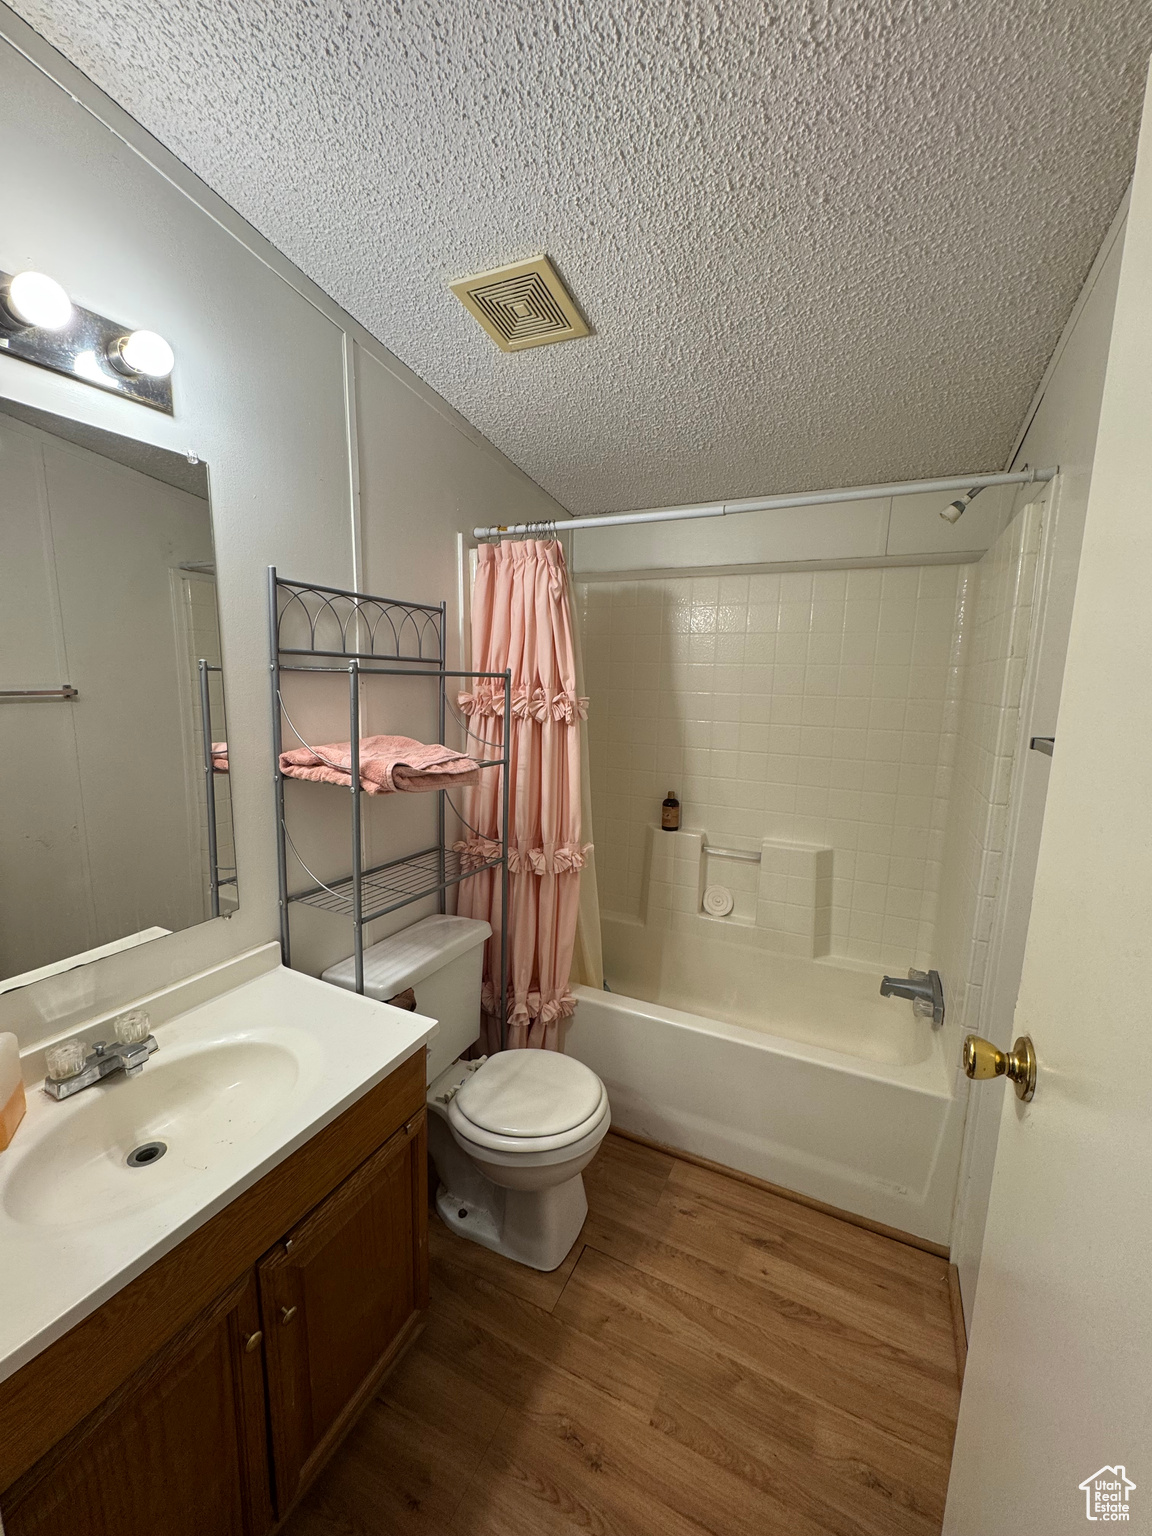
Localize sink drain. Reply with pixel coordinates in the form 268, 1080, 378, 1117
126, 1140, 167, 1168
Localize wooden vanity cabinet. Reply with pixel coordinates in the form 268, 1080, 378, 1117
1, 1273, 273, 1536
259, 1113, 426, 1514
0, 1051, 428, 1536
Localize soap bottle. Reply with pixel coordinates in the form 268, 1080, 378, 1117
0, 1032, 26, 1151
661, 790, 680, 832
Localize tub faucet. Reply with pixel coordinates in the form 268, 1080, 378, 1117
880, 968, 944, 1027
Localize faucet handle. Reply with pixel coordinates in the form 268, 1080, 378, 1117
45, 1040, 88, 1081
114, 1009, 152, 1046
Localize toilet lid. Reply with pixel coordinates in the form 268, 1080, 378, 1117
453, 1050, 604, 1138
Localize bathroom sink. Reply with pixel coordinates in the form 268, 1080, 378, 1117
4, 1034, 314, 1228
0, 950, 437, 1387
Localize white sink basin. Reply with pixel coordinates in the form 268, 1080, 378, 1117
0, 949, 437, 1387
4, 1036, 311, 1228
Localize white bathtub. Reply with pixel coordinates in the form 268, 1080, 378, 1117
565, 922, 965, 1245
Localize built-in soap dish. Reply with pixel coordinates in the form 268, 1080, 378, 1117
702, 885, 735, 917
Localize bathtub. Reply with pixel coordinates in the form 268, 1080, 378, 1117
565, 921, 965, 1246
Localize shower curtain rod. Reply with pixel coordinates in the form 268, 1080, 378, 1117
473, 465, 1058, 539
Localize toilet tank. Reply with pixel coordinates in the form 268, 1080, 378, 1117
322, 915, 492, 1081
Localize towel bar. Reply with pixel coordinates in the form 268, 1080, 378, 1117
0, 686, 78, 700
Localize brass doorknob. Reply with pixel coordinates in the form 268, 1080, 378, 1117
244, 1330, 263, 1354
963, 1034, 1036, 1101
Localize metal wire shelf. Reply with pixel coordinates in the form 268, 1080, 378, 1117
198, 660, 230, 918
269, 566, 511, 1044
273, 573, 444, 664
290, 846, 504, 925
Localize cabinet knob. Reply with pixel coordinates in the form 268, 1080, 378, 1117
280, 1305, 298, 1325
244, 1330, 263, 1354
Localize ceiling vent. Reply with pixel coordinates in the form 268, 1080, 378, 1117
450, 255, 589, 353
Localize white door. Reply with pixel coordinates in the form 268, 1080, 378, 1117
944, 58, 1152, 1535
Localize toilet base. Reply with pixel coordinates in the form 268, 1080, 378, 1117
434, 1172, 588, 1272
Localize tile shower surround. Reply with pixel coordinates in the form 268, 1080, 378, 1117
936, 504, 1042, 1034
579, 564, 970, 969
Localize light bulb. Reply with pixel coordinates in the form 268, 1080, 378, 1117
4, 270, 73, 331
111, 329, 175, 378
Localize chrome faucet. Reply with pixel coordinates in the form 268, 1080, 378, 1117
43, 1019, 158, 1101
880, 968, 945, 1027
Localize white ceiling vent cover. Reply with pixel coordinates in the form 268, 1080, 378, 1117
450, 255, 589, 353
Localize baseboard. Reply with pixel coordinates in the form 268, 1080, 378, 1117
948, 1264, 967, 1387
608, 1127, 951, 1259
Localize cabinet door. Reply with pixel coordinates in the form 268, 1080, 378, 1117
258, 1108, 427, 1514
1, 1273, 273, 1536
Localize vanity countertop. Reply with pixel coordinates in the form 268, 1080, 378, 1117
0, 953, 436, 1385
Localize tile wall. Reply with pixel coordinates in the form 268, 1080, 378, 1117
579, 564, 970, 969
936, 502, 1044, 1032
645, 827, 835, 958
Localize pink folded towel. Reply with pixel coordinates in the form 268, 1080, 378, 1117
279, 734, 481, 795
212, 741, 229, 773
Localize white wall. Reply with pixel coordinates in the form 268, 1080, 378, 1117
0, 8, 565, 1048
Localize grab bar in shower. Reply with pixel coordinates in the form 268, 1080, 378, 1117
703, 844, 762, 864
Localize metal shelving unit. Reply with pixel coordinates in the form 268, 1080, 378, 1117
198, 659, 237, 918
268, 568, 510, 1042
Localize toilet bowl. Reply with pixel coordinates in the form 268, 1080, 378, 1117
428, 1049, 610, 1270
323, 914, 610, 1272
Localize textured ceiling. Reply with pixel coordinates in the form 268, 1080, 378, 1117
10, 1, 1152, 515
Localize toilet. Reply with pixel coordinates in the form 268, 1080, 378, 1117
323, 914, 611, 1271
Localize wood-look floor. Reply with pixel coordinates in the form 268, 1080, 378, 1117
283, 1133, 961, 1536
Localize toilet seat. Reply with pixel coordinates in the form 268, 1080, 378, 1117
449, 1090, 610, 1159
454, 1049, 604, 1137
450, 1103, 610, 1173
447, 1051, 610, 1159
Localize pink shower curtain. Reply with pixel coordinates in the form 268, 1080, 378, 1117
455, 540, 591, 1051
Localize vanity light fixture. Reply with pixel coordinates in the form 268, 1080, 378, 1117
0, 267, 174, 414
1, 270, 73, 331
71, 349, 107, 385
108, 329, 175, 379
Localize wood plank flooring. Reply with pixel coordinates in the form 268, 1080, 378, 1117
282, 1132, 961, 1536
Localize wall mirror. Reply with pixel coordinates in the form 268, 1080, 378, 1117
0, 397, 236, 993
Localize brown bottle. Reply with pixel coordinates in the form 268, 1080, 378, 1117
661, 791, 680, 832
